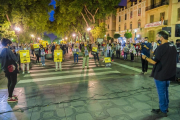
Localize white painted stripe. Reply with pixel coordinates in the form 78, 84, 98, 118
112, 62, 141, 72
33, 62, 97, 66
24, 67, 111, 77
30, 66, 105, 72
18, 71, 120, 84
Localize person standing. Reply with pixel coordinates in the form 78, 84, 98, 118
51, 43, 55, 59
81, 42, 90, 69
55, 45, 62, 71
141, 37, 152, 74
116, 43, 121, 58
40, 45, 45, 66
123, 42, 129, 60
142, 31, 176, 117
73, 44, 79, 63
34, 46, 40, 64
22, 45, 30, 74
129, 43, 136, 61
0, 38, 19, 102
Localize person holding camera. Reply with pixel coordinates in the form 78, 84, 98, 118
0, 38, 19, 102
142, 31, 176, 117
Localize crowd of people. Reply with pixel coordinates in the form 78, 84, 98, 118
0, 30, 179, 117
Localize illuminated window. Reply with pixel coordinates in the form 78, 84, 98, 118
138, 8, 141, 16
125, 14, 127, 20
150, 15, 154, 23
130, 11, 133, 19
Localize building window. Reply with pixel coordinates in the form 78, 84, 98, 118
119, 8, 121, 12
138, 20, 141, 28
119, 16, 121, 22
108, 24, 109, 29
130, 11, 133, 19
125, 14, 127, 20
124, 23, 126, 30
130, 22, 132, 29
138, 8, 141, 16
119, 26, 121, 31
150, 15, 154, 23
160, 12, 165, 21
178, 8, 180, 21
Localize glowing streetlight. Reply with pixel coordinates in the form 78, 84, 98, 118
87, 27, 91, 31
15, 27, 21, 32
31, 34, 34, 37
38, 38, 40, 40
65, 37, 68, 40
72, 34, 76, 37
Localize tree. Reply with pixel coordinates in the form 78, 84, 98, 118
54, 0, 121, 42
91, 22, 106, 42
107, 36, 112, 41
124, 30, 132, 42
114, 33, 120, 43
42, 35, 51, 44
53, 38, 61, 44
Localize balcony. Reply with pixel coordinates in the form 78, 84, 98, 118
146, 1, 169, 11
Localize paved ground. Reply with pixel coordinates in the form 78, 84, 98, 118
0, 51, 180, 120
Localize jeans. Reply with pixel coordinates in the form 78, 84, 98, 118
154, 79, 170, 113
6, 72, 17, 97
94, 53, 99, 61
124, 52, 128, 60
41, 56, 45, 65
83, 57, 89, 68
74, 54, 78, 63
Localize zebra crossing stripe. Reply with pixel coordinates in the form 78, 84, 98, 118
24, 67, 111, 77
112, 62, 141, 72
18, 71, 120, 84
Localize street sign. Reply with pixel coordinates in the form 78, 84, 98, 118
54, 50, 63, 62
19, 50, 30, 63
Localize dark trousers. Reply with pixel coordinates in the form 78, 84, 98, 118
116, 50, 120, 58
141, 56, 148, 72
94, 53, 99, 61
66, 47, 68, 53
131, 53, 134, 61
112, 53, 114, 60
36, 54, 39, 63
6, 72, 17, 97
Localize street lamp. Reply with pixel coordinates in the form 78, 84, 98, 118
87, 27, 91, 32
31, 34, 35, 43
65, 37, 68, 40
14, 27, 21, 45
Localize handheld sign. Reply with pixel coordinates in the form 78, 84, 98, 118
33, 44, 39, 49
92, 47, 97, 52
104, 57, 111, 67
42, 41, 48, 48
54, 50, 63, 62
19, 50, 30, 63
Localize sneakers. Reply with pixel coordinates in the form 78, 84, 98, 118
151, 109, 168, 117
27, 71, 30, 74
7, 97, 18, 102
22, 72, 25, 74
13, 95, 18, 100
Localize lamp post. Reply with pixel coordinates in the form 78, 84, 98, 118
87, 27, 91, 42
72, 34, 76, 42
31, 34, 35, 43
15, 27, 21, 46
